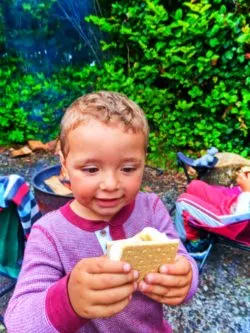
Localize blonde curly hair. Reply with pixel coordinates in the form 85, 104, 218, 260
60, 91, 149, 157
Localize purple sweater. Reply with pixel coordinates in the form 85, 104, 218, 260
5, 192, 199, 333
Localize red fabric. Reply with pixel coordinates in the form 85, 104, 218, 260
12, 182, 29, 206
183, 211, 201, 240
60, 200, 134, 241
184, 211, 250, 246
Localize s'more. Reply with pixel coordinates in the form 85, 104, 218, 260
107, 227, 179, 280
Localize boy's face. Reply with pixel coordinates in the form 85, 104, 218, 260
61, 119, 146, 221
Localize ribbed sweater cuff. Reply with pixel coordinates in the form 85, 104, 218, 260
46, 274, 88, 333
181, 254, 199, 303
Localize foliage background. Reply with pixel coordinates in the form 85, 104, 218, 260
0, 0, 249, 166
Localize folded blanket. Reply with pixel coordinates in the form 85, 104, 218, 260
0, 175, 41, 238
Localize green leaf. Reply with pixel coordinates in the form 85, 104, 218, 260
22, 3, 32, 11
209, 38, 220, 47
174, 9, 183, 21
225, 50, 234, 60
155, 41, 166, 52
237, 55, 245, 63
188, 86, 203, 98
237, 34, 250, 44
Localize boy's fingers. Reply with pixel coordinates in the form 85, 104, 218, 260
90, 283, 136, 305
145, 288, 188, 301
88, 297, 131, 318
159, 255, 192, 275
143, 272, 191, 289
139, 282, 190, 305
90, 271, 139, 290
78, 257, 132, 274
149, 294, 185, 306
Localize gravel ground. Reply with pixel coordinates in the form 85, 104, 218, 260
0, 150, 249, 332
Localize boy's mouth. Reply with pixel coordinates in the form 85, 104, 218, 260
95, 197, 122, 208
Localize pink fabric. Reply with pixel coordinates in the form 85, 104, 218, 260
177, 181, 250, 245
186, 180, 240, 215
46, 275, 88, 332
5, 192, 199, 333
12, 182, 29, 205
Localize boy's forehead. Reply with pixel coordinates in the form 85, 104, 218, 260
62, 118, 147, 157
68, 119, 143, 137
66, 121, 144, 147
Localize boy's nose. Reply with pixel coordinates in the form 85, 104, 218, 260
100, 172, 119, 191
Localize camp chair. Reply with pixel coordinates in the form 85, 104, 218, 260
176, 151, 218, 183
0, 175, 41, 324
174, 152, 250, 272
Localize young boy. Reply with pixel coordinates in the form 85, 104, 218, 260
5, 91, 199, 333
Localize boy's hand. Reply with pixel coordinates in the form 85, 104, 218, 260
236, 172, 250, 192
138, 255, 192, 306
68, 256, 138, 319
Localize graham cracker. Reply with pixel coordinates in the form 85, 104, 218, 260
109, 240, 179, 281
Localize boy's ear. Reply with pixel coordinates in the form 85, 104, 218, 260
59, 150, 69, 179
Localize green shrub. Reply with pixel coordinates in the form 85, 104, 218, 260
0, 56, 80, 145
84, 0, 250, 164
0, 0, 249, 167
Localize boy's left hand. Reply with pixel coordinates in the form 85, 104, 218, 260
138, 255, 192, 306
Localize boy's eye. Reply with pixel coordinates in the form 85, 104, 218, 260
122, 166, 136, 173
82, 167, 99, 174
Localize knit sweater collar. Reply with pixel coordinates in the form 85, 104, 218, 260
60, 200, 135, 232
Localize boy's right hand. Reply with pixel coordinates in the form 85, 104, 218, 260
68, 256, 138, 319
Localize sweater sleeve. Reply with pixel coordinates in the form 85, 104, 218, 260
232, 192, 250, 214
4, 225, 87, 333
152, 195, 199, 303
